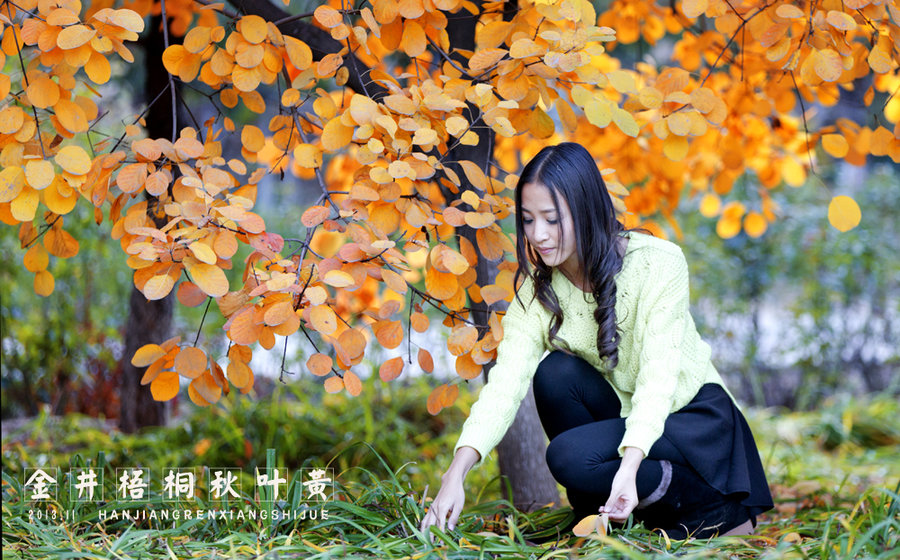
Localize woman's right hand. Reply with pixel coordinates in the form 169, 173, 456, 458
419, 474, 465, 539
419, 446, 479, 541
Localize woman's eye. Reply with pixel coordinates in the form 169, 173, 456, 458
547, 219, 558, 225
522, 218, 533, 224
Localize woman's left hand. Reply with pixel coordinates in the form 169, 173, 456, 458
600, 467, 638, 523
599, 447, 644, 523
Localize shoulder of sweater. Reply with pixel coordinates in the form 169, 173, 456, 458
629, 232, 685, 259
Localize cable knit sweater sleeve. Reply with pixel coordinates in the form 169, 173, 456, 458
453, 277, 547, 468
617, 249, 691, 457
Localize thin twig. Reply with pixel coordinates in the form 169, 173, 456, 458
160, 0, 178, 143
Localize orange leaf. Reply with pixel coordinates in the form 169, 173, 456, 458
193, 370, 223, 403
379, 356, 404, 381
469, 48, 506, 72
150, 370, 180, 401
343, 371, 362, 396
140, 359, 166, 385
427, 384, 447, 415
425, 266, 458, 300
241, 125, 265, 152
480, 284, 510, 305
26, 76, 60, 109
417, 348, 433, 373
188, 381, 211, 406
116, 163, 148, 193
411, 311, 429, 333
24, 243, 49, 272
34, 270, 55, 297
382, 268, 408, 294
229, 307, 262, 345
174, 346, 207, 379
314, 5, 343, 28
400, 20, 426, 57
455, 353, 482, 379
743, 212, 767, 238
227, 360, 252, 388
301, 205, 330, 227
307, 353, 333, 376
142, 272, 176, 300
177, 281, 207, 307
310, 305, 338, 334
54, 98, 88, 133
264, 301, 295, 326
572, 513, 609, 536
337, 328, 367, 362
374, 320, 403, 349
441, 384, 459, 408
821, 134, 849, 158
447, 325, 478, 356
324, 375, 344, 393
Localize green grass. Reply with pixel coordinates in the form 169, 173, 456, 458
2, 378, 898, 559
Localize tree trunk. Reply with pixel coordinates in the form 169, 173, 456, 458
118, 15, 174, 433
445, 1, 559, 512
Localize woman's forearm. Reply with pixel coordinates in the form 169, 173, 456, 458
619, 446, 645, 474
443, 446, 480, 482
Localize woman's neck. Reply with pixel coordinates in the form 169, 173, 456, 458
558, 234, 630, 294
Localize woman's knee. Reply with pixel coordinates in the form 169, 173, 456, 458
534, 351, 587, 394
545, 430, 615, 488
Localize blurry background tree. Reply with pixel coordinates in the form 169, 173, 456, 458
1, 0, 898, 510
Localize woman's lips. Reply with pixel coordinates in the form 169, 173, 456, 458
536, 247, 554, 255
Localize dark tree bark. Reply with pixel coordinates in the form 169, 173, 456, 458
118, 15, 175, 433
232, 0, 559, 509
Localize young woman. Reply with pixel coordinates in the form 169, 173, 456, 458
419, 143, 773, 540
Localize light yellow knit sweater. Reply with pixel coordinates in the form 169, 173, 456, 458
454, 232, 731, 468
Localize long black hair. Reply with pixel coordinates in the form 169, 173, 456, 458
512, 142, 630, 369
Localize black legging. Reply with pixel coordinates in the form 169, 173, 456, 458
532, 350, 714, 520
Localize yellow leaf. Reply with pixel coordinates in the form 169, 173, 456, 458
699, 193, 721, 217
458, 160, 488, 191
509, 38, 541, 59
132, 343, 166, 367
293, 143, 322, 168
743, 211, 767, 238
25, 160, 54, 190
284, 36, 312, 71
301, 205, 330, 227
814, 49, 843, 82
822, 134, 849, 158
193, 370, 222, 403
189, 241, 218, 265
663, 135, 689, 161
585, 98, 611, 128
11, 186, 39, 222
188, 262, 229, 297
239, 15, 268, 44
310, 305, 338, 334
57, 25, 96, 49
314, 5, 343, 28
54, 98, 89, 133
572, 513, 609, 537
306, 353, 333, 376
143, 273, 176, 300
612, 108, 639, 137
828, 195, 861, 232
323, 269, 354, 287
55, 145, 92, 175
825, 10, 856, 31
638, 86, 663, 109
867, 45, 891, 74
0, 167, 25, 204
344, 370, 362, 396
384, 94, 418, 115
321, 117, 354, 151
606, 70, 637, 94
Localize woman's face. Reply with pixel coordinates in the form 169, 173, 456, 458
521, 182, 579, 277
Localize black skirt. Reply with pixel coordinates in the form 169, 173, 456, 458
659, 383, 774, 521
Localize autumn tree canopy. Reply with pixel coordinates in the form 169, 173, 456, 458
1, 0, 897, 407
